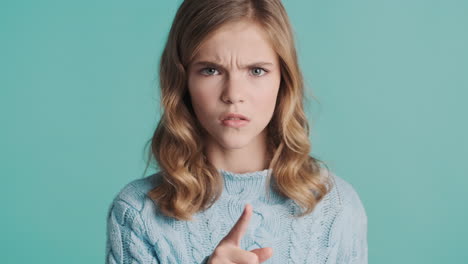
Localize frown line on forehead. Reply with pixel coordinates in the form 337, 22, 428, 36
192, 60, 274, 70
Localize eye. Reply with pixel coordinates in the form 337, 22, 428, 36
200, 67, 220, 76
251, 67, 268, 77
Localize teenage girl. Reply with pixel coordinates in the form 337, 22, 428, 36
106, 0, 368, 263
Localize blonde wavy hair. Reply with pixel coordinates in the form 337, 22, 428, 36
143, 0, 333, 221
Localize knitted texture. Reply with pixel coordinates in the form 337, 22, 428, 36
106, 168, 368, 263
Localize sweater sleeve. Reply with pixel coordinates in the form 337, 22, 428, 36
325, 184, 368, 264
106, 199, 160, 264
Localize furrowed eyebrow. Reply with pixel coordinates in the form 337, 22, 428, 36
192, 61, 273, 70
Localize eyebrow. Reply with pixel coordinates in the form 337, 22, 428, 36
192, 60, 274, 70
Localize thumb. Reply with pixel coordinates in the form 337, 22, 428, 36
250, 247, 273, 263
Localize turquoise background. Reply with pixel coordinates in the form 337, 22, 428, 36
1, 0, 467, 263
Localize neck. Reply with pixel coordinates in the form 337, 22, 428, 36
204, 129, 271, 174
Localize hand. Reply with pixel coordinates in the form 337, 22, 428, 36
207, 204, 273, 264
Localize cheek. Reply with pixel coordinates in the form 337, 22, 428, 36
190, 90, 209, 107
188, 86, 217, 119
258, 93, 278, 118
257, 80, 280, 113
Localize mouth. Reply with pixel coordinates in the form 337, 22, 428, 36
222, 117, 247, 121
220, 118, 249, 128
219, 112, 250, 128
219, 112, 250, 122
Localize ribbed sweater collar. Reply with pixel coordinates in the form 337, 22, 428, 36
218, 168, 283, 201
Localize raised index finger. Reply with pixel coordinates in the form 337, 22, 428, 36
222, 203, 253, 246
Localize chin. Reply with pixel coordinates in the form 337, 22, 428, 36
217, 136, 253, 150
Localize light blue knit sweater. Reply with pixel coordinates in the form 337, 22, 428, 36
106, 168, 368, 263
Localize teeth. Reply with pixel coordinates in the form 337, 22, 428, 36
226, 117, 241, 120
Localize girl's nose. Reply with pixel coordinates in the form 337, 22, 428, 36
221, 75, 245, 104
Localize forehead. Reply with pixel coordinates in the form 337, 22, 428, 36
192, 20, 278, 63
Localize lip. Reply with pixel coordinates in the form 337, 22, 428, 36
219, 112, 250, 122
219, 112, 250, 128
221, 119, 249, 128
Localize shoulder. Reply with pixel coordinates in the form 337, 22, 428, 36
106, 172, 165, 241
106, 172, 163, 228
322, 169, 368, 235
329, 170, 366, 213
111, 173, 160, 210
318, 170, 368, 261
106, 174, 164, 262
318, 168, 367, 225
108, 172, 163, 213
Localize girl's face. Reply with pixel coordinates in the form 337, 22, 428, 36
187, 19, 281, 151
